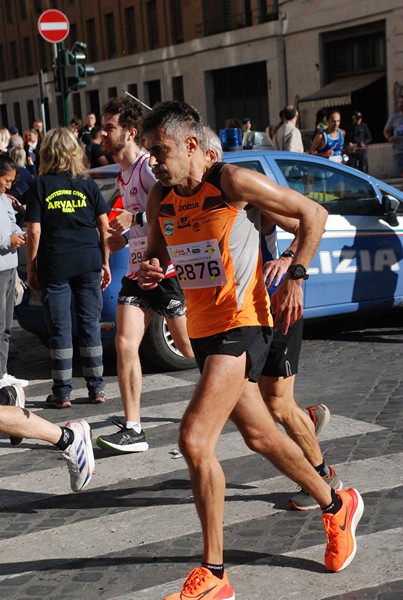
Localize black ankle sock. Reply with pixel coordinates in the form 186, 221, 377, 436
314, 461, 330, 478
322, 487, 342, 514
201, 563, 224, 579
55, 426, 74, 450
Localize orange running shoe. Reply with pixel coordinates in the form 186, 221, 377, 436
164, 567, 235, 600
323, 488, 364, 572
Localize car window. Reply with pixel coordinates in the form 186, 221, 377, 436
227, 159, 266, 175
276, 159, 381, 216
92, 177, 119, 205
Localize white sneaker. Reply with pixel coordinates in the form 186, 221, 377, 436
2, 373, 29, 387
7, 384, 26, 446
62, 420, 95, 492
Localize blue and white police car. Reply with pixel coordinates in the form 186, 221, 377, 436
16, 150, 402, 370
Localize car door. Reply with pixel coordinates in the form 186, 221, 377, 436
272, 156, 403, 316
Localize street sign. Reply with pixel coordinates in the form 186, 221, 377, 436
38, 9, 70, 44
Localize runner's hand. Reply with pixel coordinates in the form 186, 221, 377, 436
270, 278, 303, 334
109, 208, 133, 234
106, 229, 127, 253
138, 258, 164, 290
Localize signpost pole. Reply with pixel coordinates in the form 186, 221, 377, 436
37, 70, 47, 135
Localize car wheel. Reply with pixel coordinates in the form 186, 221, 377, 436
140, 314, 196, 371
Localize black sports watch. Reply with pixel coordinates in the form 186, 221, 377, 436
287, 264, 309, 280
280, 249, 295, 259
132, 212, 145, 227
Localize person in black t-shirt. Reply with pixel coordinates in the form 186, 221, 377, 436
346, 111, 372, 173
86, 126, 114, 168
25, 128, 111, 408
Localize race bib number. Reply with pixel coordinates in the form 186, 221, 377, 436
167, 239, 227, 289
128, 236, 147, 274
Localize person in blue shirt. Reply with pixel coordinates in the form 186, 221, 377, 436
310, 110, 345, 163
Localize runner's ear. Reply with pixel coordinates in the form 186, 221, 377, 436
185, 135, 198, 156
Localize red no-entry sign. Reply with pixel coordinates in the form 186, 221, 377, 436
38, 9, 70, 44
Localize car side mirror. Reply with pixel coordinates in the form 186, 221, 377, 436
382, 194, 400, 227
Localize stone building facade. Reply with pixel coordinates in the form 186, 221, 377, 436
0, 0, 401, 153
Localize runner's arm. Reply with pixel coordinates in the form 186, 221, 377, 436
221, 164, 327, 272
25, 221, 41, 293
309, 132, 324, 155
96, 213, 111, 289
138, 183, 170, 289
221, 165, 327, 332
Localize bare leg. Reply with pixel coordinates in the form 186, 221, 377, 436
259, 374, 323, 466
115, 303, 153, 423
166, 314, 194, 358
178, 356, 332, 566
179, 353, 250, 564
231, 381, 332, 507
0, 406, 61, 444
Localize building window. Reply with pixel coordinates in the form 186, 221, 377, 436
34, 0, 43, 15
9, 42, 19, 79
146, 0, 159, 49
127, 83, 138, 99
56, 95, 65, 126
170, 0, 183, 44
105, 13, 117, 58
85, 90, 100, 123
108, 87, 118, 98
38, 35, 48, 73
19, 0, 27, 19
4, 3, 13, 23
23, 38, 33, 76
72, 93, 82, 121
257, 0, 279, 23
0, 104, 8, 128
27, 99, 35, 128
69, 23, 77, 45
172, 76, 184, 101
86, 19, 97, 62
125, 7, 137, 54
145, 79, 161, 108
42, 97, 51, 130
0, 46, 6, 81
323, 22, 386, 82
13, 102, 22, 133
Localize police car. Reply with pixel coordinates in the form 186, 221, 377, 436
16, 151, 402, 370
227, 150, 402, 318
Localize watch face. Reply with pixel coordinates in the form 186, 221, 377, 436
288, 264, 307, 279
294, 265, 306, 278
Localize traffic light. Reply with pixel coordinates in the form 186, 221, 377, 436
66, 43, 95, 92
53, 42, 95, 95
64, 49, 77, 91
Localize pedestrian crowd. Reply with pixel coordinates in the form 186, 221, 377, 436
0, 96, 369, 600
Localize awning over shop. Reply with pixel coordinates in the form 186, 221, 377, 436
298, 72, 384, 111
298, 73, 385, 127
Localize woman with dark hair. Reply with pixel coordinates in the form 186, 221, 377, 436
25, 128, 111, 408
0, 154, 28, 388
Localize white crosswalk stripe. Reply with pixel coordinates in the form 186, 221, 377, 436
0, 377, 401, 599
131, 529, 403, 600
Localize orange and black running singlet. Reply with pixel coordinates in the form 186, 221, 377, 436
158, 162, 272, 338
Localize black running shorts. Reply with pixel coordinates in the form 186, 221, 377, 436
190, 326, 272, 383
117, 276, 186, 318
260, 317, 303, 377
